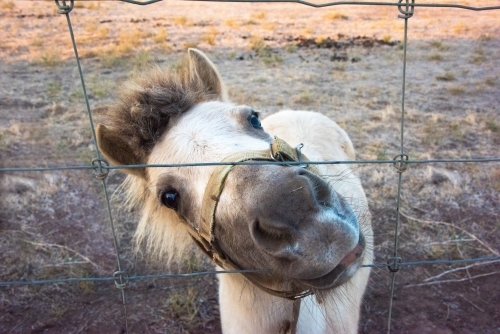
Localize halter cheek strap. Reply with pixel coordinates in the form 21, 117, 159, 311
181, 137, 318, 300
200, 137, 319, 246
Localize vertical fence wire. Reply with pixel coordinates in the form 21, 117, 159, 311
54, 0, 129, 331
386, 1, 413, 332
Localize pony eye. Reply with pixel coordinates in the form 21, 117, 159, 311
161, 191, 180, 210
249, 114, 262, 129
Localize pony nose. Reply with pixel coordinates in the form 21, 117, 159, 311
247, 166, 336, 260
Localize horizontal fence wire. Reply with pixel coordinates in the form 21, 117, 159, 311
1, 1, 499, 333
1, 256, 499, 287
8, 0, 500, 10
2, 157, 500, 173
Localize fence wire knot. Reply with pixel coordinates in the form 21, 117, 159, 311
54, 0, 74, 14
393, 153, 409, 173
113, 271, 129, 289
388, 257, 403, 273
398, 0, 415, 19
92, 158, 109, 180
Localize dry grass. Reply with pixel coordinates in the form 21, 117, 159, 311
428, 52, 443, 61
250, 11, 267, 20
1, 0, 15, 10
248, 35, 283, 65
115, 29, 143, 54
436, 71, 456, 81
200, 27, 218, 46
225, 19, 239, 28
448, 85, 465, 96
36, 51, 62, 67
294, 90, 313, 105
153, 27, 168, 44
172, 16, 194, 26
381, 35, 392, 43
323, 11, 349, 20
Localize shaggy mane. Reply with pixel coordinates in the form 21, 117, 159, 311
102, 57, 225, 267
104, 59, 223, 162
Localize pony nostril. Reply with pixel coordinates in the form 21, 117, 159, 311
250, 220, 297, 259
294, 167, 332, 207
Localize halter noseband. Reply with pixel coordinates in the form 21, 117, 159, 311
182, 137, 319, 300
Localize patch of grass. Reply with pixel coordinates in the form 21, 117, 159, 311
132, 50, 151, 69
153, 27, 168, 44
88, 76, 112, 99
84, 20, 99, 34
323, 12, 348, 20
37, 51, 62, 67
333, 62, 346, 72
184, 254, 202, 272
245, 20, 258, 26
0, 132, 7, 151
429, 40, 450, 51
484, 77, 497, 86
449, 121, 465, 141
294, 90, 313, 105
315, 36, 327, 45
376, 148, 388, 161
47, 81, 62, 97
200, 27, 218, 46
262, 22, 276, 31
99, 50, 123, 68
97, 26, 109, 39
452, 22, 469, 34
1, 0, 15, 10
286, 44, 297, 53
381, 35, 392, 43
421, 119, 444, 146
78, 280, 95, 294
436, 71, 455, 82
31, 37, 44, 47
428, 53, 443, 61
449, 85, 465, 96
490, 169, 500, 192
262, 53, 283, 65
471, 50, 486, 64
115, 29, 142, 55
225, 19, 239, 28
172, 16, 193, 26
479, 33, 492, 41
165, 287, 200, 323
249, 36, 282, 65
485, 120, 500, 133
85, 1, 100, 10
249, 35, 266, 52
68, 88, 85, 102
301, 27, 313, 36
184, 41, 199, 49
251, 11, 267, 20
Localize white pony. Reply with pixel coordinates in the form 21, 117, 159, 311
97, 49, 372, 333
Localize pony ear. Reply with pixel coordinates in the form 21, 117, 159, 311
188, 48, 228, 101
96, 123, 146, 178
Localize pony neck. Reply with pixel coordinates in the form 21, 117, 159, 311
217, 272, 328, 334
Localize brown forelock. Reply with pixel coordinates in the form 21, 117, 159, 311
103, 59, 222, 161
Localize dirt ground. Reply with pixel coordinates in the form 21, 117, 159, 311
1, 1, 499, 333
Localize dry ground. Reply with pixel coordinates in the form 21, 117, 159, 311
1, 1, 499, 333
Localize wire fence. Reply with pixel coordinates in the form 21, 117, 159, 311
1, 0, 499, 333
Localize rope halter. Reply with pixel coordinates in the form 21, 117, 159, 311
183, 136, 320, 300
